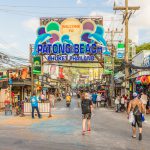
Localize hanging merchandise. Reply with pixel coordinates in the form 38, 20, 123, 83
136, 76, 142, 85
148, 76, 150, 84
21, 68, 28, 79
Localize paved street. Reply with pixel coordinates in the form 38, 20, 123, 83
0, 97, 150, 150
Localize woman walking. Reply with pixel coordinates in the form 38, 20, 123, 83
81, 93, 93, 135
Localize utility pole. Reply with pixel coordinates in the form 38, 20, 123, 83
113, 0, 140, 94
106, 27, 123, 105
30, 44, 34, 95
125, 0, 129, 95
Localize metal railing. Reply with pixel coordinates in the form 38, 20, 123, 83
24, 102, 50, 115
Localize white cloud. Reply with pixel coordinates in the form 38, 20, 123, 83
22, 18, 39, 32
128, 0, 150, 43
0, 42, 22, 57
0, 42, 19, 49
76, 0, 82, 5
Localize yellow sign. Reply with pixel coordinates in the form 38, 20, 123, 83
60, 18, 83, 43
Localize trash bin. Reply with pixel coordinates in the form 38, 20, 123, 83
5, 104, 12, 116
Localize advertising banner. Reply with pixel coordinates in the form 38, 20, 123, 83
104, 56, 113, 74
33, 56, 41, 75
50, 65, 59, 79
143, 55, 150, 67
59, 67, 64, 79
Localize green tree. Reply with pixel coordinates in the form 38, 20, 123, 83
136, 42, 150, 53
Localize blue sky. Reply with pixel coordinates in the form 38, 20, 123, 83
0, 0, 149, 59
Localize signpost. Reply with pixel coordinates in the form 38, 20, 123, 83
116, 43, 125, 59
33, 56, 42, 75
104, 56, 113, 74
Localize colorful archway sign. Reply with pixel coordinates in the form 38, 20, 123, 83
32, 18, 110, 62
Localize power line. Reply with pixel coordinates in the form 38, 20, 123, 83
45, 63, 101, 68
0, 37, 28, 59
0, 8, 124, 20
0, 4, 110, 9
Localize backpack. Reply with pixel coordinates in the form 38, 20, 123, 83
81, 100, 91, 114
133, 105, 141, 116
77, 94, 80, 98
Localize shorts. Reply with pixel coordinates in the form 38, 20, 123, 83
82, 113, 91, 120
132, 115, 142, 128
92, 101, 96, 104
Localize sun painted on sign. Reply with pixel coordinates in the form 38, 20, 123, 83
32, 18, 110, 61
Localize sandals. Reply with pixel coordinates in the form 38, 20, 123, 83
82, 129, 91, 135
82, 131, 86, 135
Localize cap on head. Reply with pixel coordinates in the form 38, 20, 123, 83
133, 92, 138, 98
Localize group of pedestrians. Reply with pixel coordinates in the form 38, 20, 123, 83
115, 94, 129, 112
77, 90, 107, 108
30, 89, 149, 140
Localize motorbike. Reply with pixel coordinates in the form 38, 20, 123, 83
66, 101, 71, 107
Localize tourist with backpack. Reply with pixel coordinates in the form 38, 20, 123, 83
30, 91, 41, 119
127, 92, 145, 141
81, 93, 93, 135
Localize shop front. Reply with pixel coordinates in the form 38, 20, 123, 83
129, 70, 150, 94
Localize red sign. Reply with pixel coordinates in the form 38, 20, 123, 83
59, 68, 64, 79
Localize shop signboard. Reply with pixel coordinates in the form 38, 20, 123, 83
50, 65, 59, 79
32, 17, 110, 62
33, 56, 41, 75
116, 43, 125, 59
104, 56, 113, 74
59, 67, 64, 79
143, 55, 150, 67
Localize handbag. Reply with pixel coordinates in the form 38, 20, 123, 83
141, 114, 145, 122
129, 111, 135, 123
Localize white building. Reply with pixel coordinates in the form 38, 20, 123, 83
132, 50, 150, 67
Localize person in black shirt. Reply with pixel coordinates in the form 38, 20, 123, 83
81, 93, 93, 135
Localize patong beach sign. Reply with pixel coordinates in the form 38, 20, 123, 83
32, 18, 110, 62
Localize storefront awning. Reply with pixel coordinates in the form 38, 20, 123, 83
128, 70, 150, 79
114, 71, 125, 80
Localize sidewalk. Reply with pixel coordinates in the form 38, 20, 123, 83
0, 111, 65, 127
